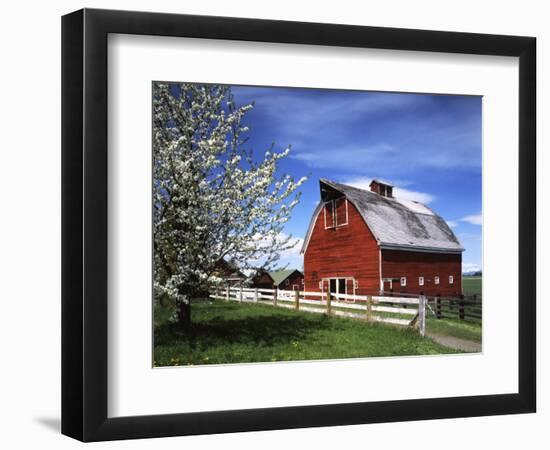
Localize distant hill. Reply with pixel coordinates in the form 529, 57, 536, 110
463, 270, 482, 277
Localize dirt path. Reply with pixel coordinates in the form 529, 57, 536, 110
426, 332, 482, 353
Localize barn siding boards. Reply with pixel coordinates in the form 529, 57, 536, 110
304, 201, 380, 295
381, 249, 462, 296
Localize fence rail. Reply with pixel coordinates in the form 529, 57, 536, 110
426, 297, 482, 323
210, 286, 427, 335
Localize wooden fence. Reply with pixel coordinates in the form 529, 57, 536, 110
426, 296, 482, 323
209, 286, 427, 336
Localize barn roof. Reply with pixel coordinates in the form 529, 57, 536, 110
301, 179, 464, 254
269, 269, 303, 286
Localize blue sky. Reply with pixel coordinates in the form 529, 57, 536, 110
230, 85, 482, 273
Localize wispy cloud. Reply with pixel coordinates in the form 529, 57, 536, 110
233, 86, 482, 176
228, 85, 482, 271
244, 233, 304, 270
276, 236, 304, 270
342, 176, 435, 204
460, 214, 482, 225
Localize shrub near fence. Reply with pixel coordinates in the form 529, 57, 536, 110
209, 286, 427, 336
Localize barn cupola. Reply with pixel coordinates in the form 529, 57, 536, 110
369, 179, 393, 198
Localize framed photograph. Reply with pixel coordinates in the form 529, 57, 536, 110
62, 8, 536, 442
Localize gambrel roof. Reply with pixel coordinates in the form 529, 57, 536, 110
301, 179, 464, 254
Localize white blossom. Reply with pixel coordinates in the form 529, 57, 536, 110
153, 83, 306, 320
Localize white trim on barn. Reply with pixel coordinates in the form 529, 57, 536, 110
378, 248, 382, 291
336, 198, 349, 227
320, 276, 357, 299
323, 200, 333, 229
323, 197, 349, 230
379, 243, 464, 254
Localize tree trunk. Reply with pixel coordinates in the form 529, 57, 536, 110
176, 290, 192, 329
177, 301, 191, 329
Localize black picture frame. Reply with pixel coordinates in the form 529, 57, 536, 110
62, 8, 536, 442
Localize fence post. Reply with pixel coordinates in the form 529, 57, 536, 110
239, 285, 243, 303
226, 285, 230, 302
254, 288, 259, 303
459, 296, 465, 320
366, 295, 372, 322
294, 290, 300, 310
326, 290, 332, 315
436, 295, 441, 319
273, 288, 278, 307
419, 295, 426, 337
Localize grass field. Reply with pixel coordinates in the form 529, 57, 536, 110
154, 300, 460, 367
462, 276, 482, 297
426, 316, 481, 343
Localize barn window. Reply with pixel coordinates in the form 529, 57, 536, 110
318, 280, 323, 290
324, 198, 348, 229
338, 278, 346, 294
400, 277, 407, 287
328, 278, 347, 296
418, 276, 424, 286
434, 276, 440, 285
449, 275, 454, 285
285, 279, 290, 286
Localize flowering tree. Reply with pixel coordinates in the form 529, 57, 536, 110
153, 83, 306, 328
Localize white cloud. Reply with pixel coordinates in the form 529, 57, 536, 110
343, 176, 435, 204
233, 86, 482, 175
446, 220, 458, 228
462, 262, 481, 273
460, 214, 482, 225
393, 187, 435, 204
276, 238, 304, 270
244, 233, 304, 270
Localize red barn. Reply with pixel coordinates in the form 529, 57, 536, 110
301, 179, 464, 297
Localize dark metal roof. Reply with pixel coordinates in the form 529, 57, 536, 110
302, 179, 464, 254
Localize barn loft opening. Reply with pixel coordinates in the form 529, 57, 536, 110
319, 179, 343, 202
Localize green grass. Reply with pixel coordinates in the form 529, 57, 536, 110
154, 299, 460, 367
463, 276, 482, 297
426, 316, 482, 343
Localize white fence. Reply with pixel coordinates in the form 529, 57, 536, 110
209, 286, 426, 336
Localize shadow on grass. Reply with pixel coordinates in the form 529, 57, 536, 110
155, 313, 329, 348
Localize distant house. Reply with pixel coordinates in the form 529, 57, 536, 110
211, 259, 247, 287
251, 269, 304, 291
301, 179, 464, 297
